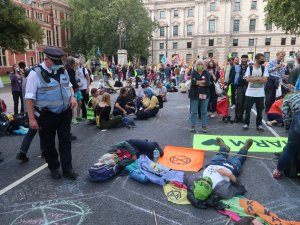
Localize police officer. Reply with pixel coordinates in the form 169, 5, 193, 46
25, 47, 78, 180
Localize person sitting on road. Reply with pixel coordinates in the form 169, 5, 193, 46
186, 137, 253, 208
156, 82, 167, 102
87, 88, 100, 124
113, 87, 136, 117
125, 78, 136, 103
136, 88, 159, 120
273, 91, 300, 179
165, 79, 178, 92
95, 92, 122, 129
266, 97, 284, 127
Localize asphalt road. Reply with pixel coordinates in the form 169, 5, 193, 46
0, 82, 299, 225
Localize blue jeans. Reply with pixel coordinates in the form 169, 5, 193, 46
190, 98, 209, 127
210, 147, 248, 176
277, 111, 300, 171
175, 76, 180, 87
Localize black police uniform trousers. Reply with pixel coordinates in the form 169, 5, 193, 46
264, 77, 278, 113
234, 86, 247, 121
38, 109, 73, 173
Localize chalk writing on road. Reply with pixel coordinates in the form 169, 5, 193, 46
10, 200, 91, 225
55, 180, 87, 195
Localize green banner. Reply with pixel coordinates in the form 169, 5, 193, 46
193, 135, 287, 153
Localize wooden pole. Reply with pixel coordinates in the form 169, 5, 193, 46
200, 149, 278, 162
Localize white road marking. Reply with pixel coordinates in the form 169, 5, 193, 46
251, 109, 280, 137
0, 163, 48, 196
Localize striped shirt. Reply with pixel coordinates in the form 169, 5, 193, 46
282, 92, 300, 128
267, 60, 285, 79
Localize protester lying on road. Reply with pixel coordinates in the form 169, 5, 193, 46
185, 137, 253, 209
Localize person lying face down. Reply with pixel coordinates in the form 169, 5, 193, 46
185, 137, 253, 209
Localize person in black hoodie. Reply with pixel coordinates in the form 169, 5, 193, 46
228, 55, 249, 123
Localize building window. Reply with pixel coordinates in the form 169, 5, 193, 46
46, 30, 52, 46
209, 19, 215, 33
266, 23, 272, 31
233, 39, 239, 46
291, 37, 296, 45
187, 25, 193, 35
30, 57, 34, 66
38, 52, 44, 63
232, 52, 238, 58
187, 42, 192, 49
264, 52, 270, 62
210, 2, 216, 11
26, 10, 30, 17
187, 8, 193, 17
160, 27, 165, 37
159, 10, 165, 19
251, 0, 257, 10
249, 19, 256, 32
265, 38, 271, 46
186, 54, 192, 63
174, 9, 179, 17
248, 38, 254, 46
281, 38, 286, 46
159, 43, 164, 49
173, 25, 178, 36
234, 1, 240, 11
209, 39, 214, 46
233, 20, 240, 32
0, 48, 7, 66
55, 25, 60, 47
173, 42, 178, 49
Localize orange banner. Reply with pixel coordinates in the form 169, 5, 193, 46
157, 146, 204, 172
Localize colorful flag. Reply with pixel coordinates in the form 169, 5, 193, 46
86, 59, 91, 69
177, 53, 182, 63
97, 47, 101, 57
161, 55, 166, 64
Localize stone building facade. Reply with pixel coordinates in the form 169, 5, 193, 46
0, 0, 71, 74
144, 0, 300, 65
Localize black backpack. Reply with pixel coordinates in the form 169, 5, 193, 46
88, 164, 120, 182
114, 80, 123, 87
82, 67, 93, 83
249, 65, 265, 76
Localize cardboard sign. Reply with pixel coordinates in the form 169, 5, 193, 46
193, 135, 287, 153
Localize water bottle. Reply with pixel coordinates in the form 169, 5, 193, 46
153, 148, 160, 162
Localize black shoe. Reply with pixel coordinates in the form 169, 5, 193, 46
50, 169, 62, 179
256, 125, 264, 132
71, 135, 77, 141
63, 171, 79, 180
16, 152, 29, 163
233, 118, 239, 123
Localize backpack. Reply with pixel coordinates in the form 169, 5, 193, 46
88, 164, 120, 182
249, 65, 265, 77
122, 116, 135, 128
82, 67, 93, 83
114, 80, 123, 87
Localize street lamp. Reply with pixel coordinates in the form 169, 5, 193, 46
165, 25, 169, 58
254, 37, 258, 57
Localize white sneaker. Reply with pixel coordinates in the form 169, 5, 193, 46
230, 104, 236, 109
210, 113, 216, 118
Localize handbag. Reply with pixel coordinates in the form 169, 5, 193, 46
214, 80, 223, 95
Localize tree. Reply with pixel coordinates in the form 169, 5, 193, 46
264, 0, 300, 34
0, 0, 44, 52
66, 0, 157, 60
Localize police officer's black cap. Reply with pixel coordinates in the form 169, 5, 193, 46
44, 47, 64, 65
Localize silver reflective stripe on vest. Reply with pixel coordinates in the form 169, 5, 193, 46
35, 66, 71, 114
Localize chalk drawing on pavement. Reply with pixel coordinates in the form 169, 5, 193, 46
10, 200, 91, 225
55, 180, 86, 195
